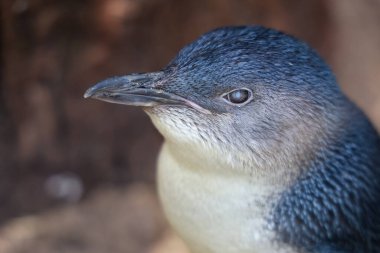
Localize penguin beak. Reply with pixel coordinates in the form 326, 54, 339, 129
84, 72, 211, 114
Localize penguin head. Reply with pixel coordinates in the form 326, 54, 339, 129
85, 26, 351, 177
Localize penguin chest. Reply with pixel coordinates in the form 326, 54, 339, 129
157, 143, 296, 253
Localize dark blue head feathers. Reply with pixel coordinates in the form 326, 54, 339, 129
167, 26, 338, 98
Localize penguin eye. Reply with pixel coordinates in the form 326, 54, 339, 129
222, 88, 252, 105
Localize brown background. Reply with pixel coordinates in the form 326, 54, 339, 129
1, 0, 380, 252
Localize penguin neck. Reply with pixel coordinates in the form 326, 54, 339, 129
272, 111, 380, 252
163, 138, 299, 190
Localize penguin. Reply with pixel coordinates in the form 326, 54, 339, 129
84, 26, 380, 253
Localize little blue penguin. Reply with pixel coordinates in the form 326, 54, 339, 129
84, 26, 380, 253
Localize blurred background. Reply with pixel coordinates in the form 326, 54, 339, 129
1, 0, 380, 252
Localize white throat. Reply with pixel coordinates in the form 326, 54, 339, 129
156, 142, 297, 253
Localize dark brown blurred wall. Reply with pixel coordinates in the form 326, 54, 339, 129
1, 0, 380, 221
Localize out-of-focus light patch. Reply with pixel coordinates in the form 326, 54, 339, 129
12, 0, 28, 13
44, 173, 83, 203
96, 0, 141, 39
103, 0, 139, 19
